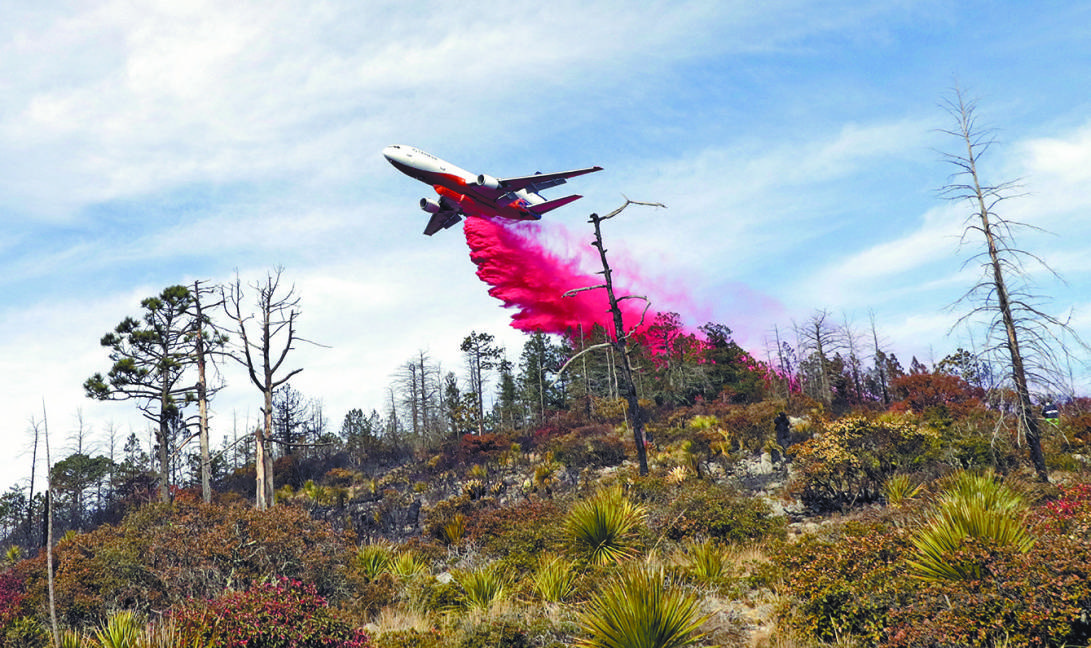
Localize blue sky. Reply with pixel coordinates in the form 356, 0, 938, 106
3, 1, 1091, 492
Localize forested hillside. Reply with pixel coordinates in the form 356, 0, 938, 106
2, 305, 1090, 647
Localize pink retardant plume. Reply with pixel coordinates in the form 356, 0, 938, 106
463, 216, 653, 337
463, 215, 795, 394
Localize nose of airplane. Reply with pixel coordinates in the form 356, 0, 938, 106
383, 144, 422, 179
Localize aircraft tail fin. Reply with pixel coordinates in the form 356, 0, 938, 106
528, 194, 582, 215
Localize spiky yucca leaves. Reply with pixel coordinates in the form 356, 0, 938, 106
532, 554, 576, 603
684, 539, 727, 583
666, 466, 688, 485
390, 550, 429, 578
95, 610, 142, 648
453, 564, 507, 610
59, 630, 87, 648
882, 474, 922, 508
577, 564, 708, 648
907, 470, 1034, 581
566, 486, 647, 565
442, 513, 467, 546
354, 542, 393, 580
936, 470, 1027, 513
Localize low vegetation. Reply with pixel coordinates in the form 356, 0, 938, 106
3, 330, 1091, 648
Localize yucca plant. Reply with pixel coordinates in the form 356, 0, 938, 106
59, 630, 87, 648
684, 539, 727, 583
666, 466, 688, 485
354, 542, 393, 580
576, 564, 708, 648
566, 486, 647, 565
95, 610, 143, 648
936, 470, 1026, 513
882, 473, 922, 508
4, 545, 22, 565
453, 564, 507, 610
463, 479, 486, 500
532, 554, 576, 603
442, 513, 467, 546
907, 470, 1035, 581
390, 550, 429, 578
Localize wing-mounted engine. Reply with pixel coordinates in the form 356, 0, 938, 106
474, 174, 502, 190
419, 196, 463, 236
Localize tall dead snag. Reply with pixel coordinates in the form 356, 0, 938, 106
223, 268, 307, 510
941, 88, 1086, 482
560, 199, 664, 476
36, 409, 59, 648
188, 280, 228, 504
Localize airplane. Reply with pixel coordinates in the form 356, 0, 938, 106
382, 145, 603, 236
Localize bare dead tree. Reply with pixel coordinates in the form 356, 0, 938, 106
868, 310, 892, 406
839, 313, 866, 405
36, 407, 59, 648
795, 309, 839, 407
188, 280, 228, 503
940, 87, 1087, 482
223, 268, 314, 509
557, 198, 664, 475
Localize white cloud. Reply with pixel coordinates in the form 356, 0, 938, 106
4, 0, 1091, 496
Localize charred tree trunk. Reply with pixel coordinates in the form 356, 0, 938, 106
588, 210, 649, 475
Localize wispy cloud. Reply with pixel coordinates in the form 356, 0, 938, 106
3, 0, 1091, 492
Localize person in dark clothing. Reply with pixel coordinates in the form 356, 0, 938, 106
774, 411, 792, 460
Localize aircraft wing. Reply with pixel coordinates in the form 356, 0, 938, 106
423, 209, 462, 236
497, 166, 603, 193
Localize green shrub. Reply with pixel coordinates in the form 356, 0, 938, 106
716, 400, 785, 454
775, 521, 915, 646
22, 499, 352, 627
662, 480, 785, 544
788, 415, 939, 512
565, 486, 646, 565
467, 500, 565, 573
422, 496, 480, 543
575, 564, 707, 648
885, 534, 1091, 647
458, 619, 529, 648
1, 616, 49, 648
548, 425, 627, 470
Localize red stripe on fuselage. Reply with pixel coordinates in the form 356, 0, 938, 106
433, 185, 539, 221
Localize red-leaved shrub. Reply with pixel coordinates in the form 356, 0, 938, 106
0, 570, 26, 627
173, 577, 370, 648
